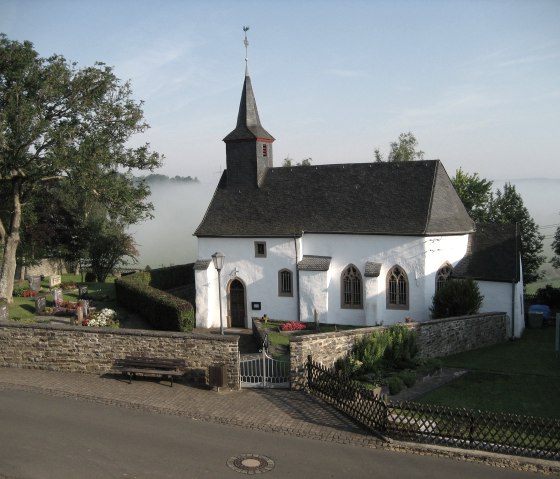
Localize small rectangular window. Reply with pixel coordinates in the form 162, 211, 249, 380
254, 241, 266, 258
262, 144, 268, 157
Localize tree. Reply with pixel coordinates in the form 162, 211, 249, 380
375, 132, 425, 162
451, 168, 545, 285
552, 225, 560, 270
87, 219, 138, 283
0, 35, 161, 302
282, 157, 312, 167
430, 278, 483, 319
490, 183, 545, 284
451, 168, 493, 223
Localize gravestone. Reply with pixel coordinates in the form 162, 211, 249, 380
35, 295, 46, 315
76, 306, 83, 325
0, 301, 8, 321
78, 285, 88, 299
29, 275, 41, 292
52, 288, 63, 307
49, 275, 61, 287
80, 300, 90, 317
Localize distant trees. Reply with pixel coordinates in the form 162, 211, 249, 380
0, 34, 161, 301
138, 174, 199, 183
451, 170, 545, 285
375, 132, 425, 162
552, 225, 560, 270
282, 157, 312, 167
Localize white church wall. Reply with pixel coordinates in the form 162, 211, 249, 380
197, 236, 299, 326
302, 233, 470, 326
299, 269, 330, 323
477, 279, 524, 339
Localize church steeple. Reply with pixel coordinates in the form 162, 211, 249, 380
223, 27, 274, 189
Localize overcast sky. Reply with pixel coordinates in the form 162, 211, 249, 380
2, 0, 559, 182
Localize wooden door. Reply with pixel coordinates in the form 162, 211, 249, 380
229, 279, 246, 328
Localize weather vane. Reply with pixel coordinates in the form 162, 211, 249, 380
243, 26, 250, 64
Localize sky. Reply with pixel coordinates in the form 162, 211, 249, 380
2, 0, 559, 184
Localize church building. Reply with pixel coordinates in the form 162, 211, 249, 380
193, 57, 524, 338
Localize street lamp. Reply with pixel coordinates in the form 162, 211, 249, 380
211, 252, 225, 335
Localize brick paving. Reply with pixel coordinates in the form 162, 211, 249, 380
0, 367, 380, 447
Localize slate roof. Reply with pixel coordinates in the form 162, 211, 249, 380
298, 255, 332, 271
223, 73, 274, 142
195, 160, 475, 237
365, 262, 382, 278
453, 223, 520, 283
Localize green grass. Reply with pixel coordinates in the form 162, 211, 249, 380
417, 326, 560, 418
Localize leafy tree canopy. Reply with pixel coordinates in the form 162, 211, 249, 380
451, 168, 493, 223
452, 168, 545, 285
0, 34, 162, 301
375, 132, 425, 162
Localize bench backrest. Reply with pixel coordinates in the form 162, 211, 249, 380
115, 357, 186, 370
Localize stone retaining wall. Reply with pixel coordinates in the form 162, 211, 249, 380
290, 313, 507, 389
0, 321, 240, 389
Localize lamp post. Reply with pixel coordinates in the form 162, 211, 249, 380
212, 252, 225, 335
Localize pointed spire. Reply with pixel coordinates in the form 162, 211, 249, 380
223, 28, 274, 142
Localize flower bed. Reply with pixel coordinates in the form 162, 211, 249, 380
82, 308, 118, 328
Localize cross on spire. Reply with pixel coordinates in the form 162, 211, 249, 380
243, 26, 249, 71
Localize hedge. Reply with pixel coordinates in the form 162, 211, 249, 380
115, 264, 195, 332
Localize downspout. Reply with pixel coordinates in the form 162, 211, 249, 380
294, 232, 303, 322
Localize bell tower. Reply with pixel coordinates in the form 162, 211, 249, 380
223, 27, 274, 189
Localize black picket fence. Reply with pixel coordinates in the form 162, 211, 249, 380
306, 356, 560, 460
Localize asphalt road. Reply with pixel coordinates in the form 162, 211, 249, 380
0, 389, 538, 479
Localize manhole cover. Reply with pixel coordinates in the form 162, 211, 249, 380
227, 454, 275, 474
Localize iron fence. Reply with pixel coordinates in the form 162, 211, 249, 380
306, 356, 560, 460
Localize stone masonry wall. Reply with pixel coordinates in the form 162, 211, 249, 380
0, 321, 240, 389
290, 313, 507, 389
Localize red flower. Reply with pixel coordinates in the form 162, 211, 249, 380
281, 321, 307, 331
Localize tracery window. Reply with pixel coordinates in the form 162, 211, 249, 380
436, 263, 453, 292
387, 265, 409, 310
341, 264, 363, 309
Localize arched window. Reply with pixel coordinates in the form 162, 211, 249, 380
387, 265, 409, 310
436, 263, 453, 292
341, 264, 363, 309
278, 269, 293, 297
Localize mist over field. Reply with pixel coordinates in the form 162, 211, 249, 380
128, 177, 560, 280
128, 181, 215, 269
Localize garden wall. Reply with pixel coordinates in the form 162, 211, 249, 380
289, 312, 507, 389
0, 321, 240, 389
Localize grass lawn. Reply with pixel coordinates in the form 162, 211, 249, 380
8, 274, 118, 322
417, 326, 560, 418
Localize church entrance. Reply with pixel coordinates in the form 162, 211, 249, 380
228, 279, 246, 328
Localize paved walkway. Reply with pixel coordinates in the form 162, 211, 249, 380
0, 367, 379, 447
0, 367, 557, 474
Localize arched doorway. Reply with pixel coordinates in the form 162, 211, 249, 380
228, 279, 246, 328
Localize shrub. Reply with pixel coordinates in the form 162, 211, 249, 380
85, 271, 96, 282
534, 285, 560, 310
115, 267, 195, 332
353, 330, 390, 374
385, 376, 404, 395
335, 355, 363, 378
430, 278, 483, 319
399, 370, 417, 388
384, 323, 418, 368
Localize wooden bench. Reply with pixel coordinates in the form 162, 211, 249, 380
112, 357, 186, 387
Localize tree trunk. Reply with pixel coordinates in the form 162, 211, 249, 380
0, 178, 23, 303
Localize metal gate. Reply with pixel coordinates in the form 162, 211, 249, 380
240, 335, 289, 388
